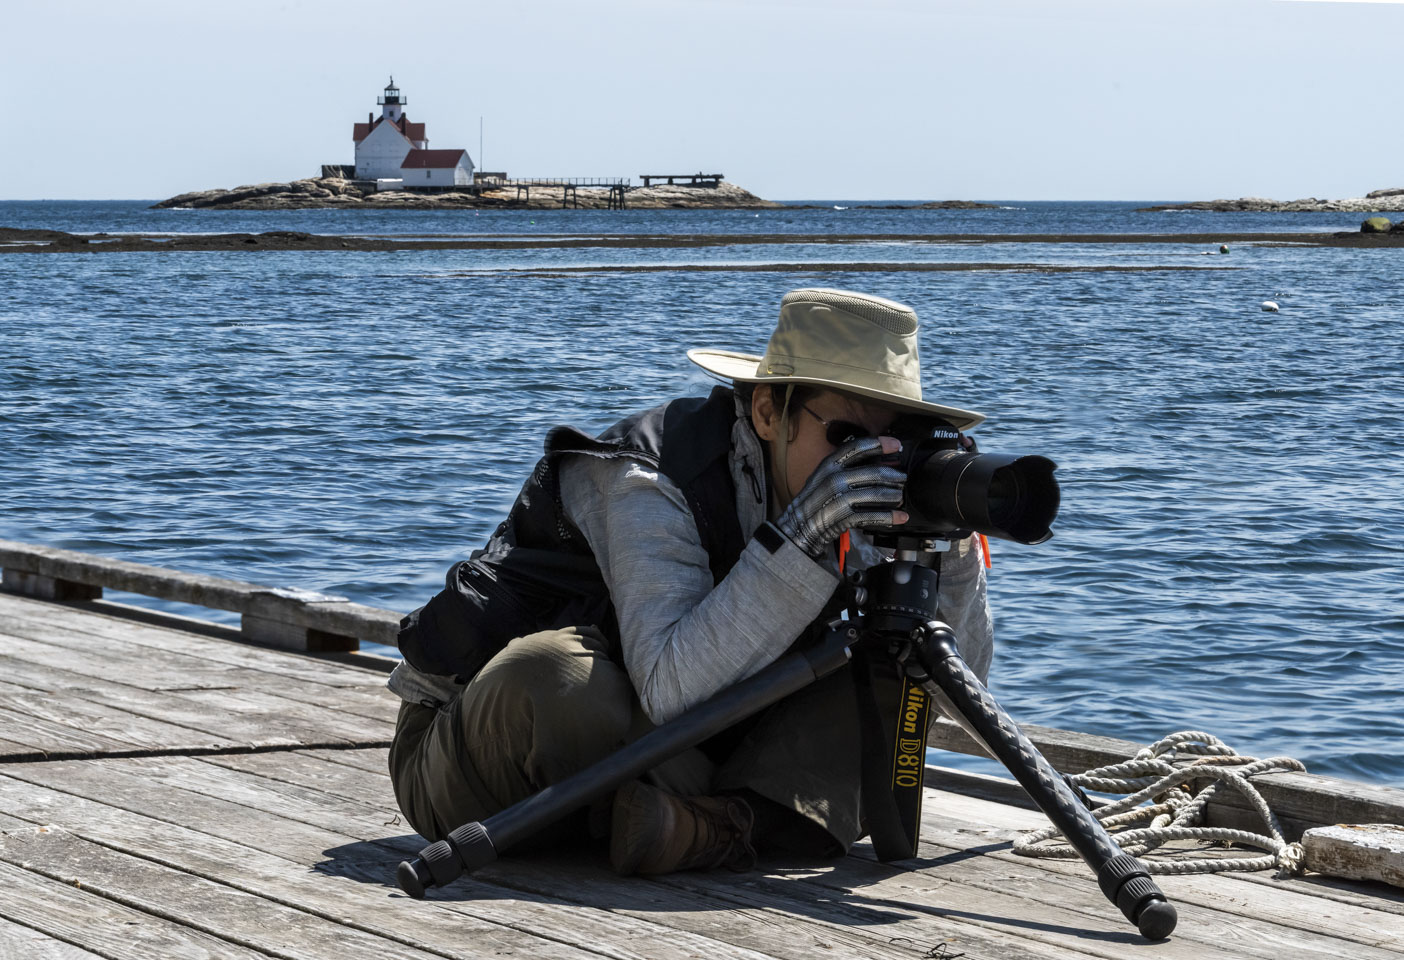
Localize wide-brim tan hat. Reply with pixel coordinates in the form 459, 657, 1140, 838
688, 287, 985, 430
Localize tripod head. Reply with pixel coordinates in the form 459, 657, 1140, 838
849, 534, 954, 642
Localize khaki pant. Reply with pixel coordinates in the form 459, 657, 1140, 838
388, 626, 879, 856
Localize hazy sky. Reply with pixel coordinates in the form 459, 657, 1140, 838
8, 0, 1403, 201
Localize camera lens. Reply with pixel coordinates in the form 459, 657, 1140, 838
902, 447, 1059, 544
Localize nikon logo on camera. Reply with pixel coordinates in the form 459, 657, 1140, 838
892, 680, 931, 791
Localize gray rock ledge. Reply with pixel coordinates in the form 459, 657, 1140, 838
1143, 190, 1404, 213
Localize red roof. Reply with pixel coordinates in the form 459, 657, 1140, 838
401, 149, 467, 169
352, 114, 427, 144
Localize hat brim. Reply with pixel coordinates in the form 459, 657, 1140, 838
687, 348, 986, 431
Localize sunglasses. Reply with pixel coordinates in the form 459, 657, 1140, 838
798, 402, 871, 447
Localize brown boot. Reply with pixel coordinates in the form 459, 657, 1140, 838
609, 781, 757, 876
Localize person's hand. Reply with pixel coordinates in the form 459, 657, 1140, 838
775, 436, 908, 560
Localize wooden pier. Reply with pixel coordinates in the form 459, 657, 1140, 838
639, 173, 724, 188
471, 178, 633, 209
1, 541, 1402, 958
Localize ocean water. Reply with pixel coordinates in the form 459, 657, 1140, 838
2, 200, 1401, 786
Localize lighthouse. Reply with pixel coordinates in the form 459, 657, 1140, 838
352, 78, 475, 186
378, 77, 405, 123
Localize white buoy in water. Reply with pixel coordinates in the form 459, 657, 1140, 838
1261, 300, 1280, 312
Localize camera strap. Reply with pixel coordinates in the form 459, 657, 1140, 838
852, 648, 931, 861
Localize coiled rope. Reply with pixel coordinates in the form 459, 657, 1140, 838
1014, 731, 1308, 876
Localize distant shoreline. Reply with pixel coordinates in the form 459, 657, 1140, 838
4, 227, 1402, 255
1142, 188, 1404, 213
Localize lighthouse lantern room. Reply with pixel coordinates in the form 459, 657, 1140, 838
377, 78, 405, 123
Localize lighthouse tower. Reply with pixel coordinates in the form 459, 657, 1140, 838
378, 77, 405, 123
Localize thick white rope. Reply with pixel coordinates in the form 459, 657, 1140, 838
1013, 731, 1307, 876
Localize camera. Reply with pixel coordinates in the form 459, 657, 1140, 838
881, 417, 1060, 545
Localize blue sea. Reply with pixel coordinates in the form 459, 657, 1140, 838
2, 200, 1401, 786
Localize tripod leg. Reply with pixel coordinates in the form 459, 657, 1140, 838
908, 621, 1177, 941
396, 623, 855, 897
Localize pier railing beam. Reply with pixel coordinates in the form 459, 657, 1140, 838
0, 539, 399, 654
240, 612, 359, 653
2, 569, 103, 602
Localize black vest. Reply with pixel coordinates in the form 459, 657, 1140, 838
397, 386, 749, 680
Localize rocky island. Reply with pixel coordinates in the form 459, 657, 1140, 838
153, 177, 788, 211
1142, 187, 1404, 213
151, 177, 1004, 213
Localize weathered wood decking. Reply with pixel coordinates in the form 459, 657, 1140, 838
1, 587, 1403, 959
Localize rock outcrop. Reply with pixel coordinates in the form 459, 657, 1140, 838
1362, 217, 1393, 233
153, 178, 783, 210
1142, 190, 1404, 213
916, 200, 999, 210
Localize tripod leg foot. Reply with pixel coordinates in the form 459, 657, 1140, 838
1098, 853, 1177, 940
1137, 899, 1178, 941
396, 821, 499, 898
397, 857, 432, 899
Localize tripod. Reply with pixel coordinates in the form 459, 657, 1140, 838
396, 538, 1178, 941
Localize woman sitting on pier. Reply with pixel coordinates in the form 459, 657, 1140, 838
386, 288, 994, 874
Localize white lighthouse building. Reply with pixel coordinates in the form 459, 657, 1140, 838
353, 78, 474, 187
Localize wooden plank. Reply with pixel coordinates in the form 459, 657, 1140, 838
0, 759, 387, 864
1304, 824, 1404, 888
0, 699, 153, 759
0, 827, 469, 960
192, 748, 1404, 958
0, 759, 1100, 960
186, 753, 1105, 959
924, 765, 1404, 921
0, 593, 388, 688
0, 650, 388, 760
916, 770, 1404, 951
0, 858, 277, 960
847, 819, 1401, 960
0, 768, 779, 960
478, 848, 1110, 960
0, 619, 396, 730
202, 750, 394, 805
298, 746, 396, 776
324, 858, 781, 960
14, 749, 1401, 960
0, 625, 396, 727
0, 626, 394, 748
0, 624, 243, 693
105, 754, 399, 833
929, 719, 1404, 836
0, 538, 400, 647
0, 678, 246, 759
0, 785, 626, 960
77, 599, 399, 675
655, 848, 1311, 960
0, 914, 109, 960
193, 748, 1398, 960
0, 653, 366, 757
